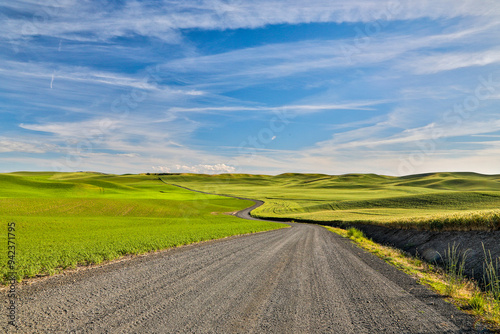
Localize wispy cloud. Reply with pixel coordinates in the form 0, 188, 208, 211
311, 118, 500, 153
168, 101, 386, 114
0, 138, 54, 154
2, 1, 498, 43
19, 118, 121, 138
1, 1, 500, 175
405, 49, 500, 74
161, 23, 500, 92
0, 61, 161, 90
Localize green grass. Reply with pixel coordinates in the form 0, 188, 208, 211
346, 227, 364, 239
161, 172, 500, 230
483, 244, 500, 301
0, 172, 284, 283
3, 171, 499, 282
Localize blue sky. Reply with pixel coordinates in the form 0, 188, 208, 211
1, 0, 500, 175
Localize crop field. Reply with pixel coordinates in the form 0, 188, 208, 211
162, 172, 500, 231
0, 172, 284, 283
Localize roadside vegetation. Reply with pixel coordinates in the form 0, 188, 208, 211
163, 172, 500, 230
0, 172, 284, 283
166, 171, 500, 329
326, 226, 500, 330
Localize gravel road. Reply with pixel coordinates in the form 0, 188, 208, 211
1, 200, 488, 333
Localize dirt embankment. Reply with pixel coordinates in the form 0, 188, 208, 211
2, 223, 483, 333
338, 223, 500, 282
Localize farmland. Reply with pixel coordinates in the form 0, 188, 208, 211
162, 172, 500, 231
2, 171, 500, 283
0, 172, 284, 283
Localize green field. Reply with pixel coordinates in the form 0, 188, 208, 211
2, 171, 500, 283
161, 172, 500, 231
0, 172, 284, 283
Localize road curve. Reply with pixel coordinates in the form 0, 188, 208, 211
1, 187, 487, 333
159, 180, 266, 221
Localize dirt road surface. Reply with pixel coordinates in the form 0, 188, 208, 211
0, 200, 488, 333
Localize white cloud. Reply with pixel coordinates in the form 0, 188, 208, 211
161, 23, 499, 90
174, 164, 236, 174
406, 50, 500, 74
138, 164, 239, 175
0, 139, 53, 153
20, 118, 120, 138
2, 1, 500, 176
0, 61, 161, 91
313, 118, 500, 152
152, 166, 171, 173
2, 1, 498, 43
168, 101, 386, 115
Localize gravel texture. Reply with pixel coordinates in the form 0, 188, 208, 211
0, 196, 490, 333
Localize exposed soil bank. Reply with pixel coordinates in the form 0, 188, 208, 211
251, 213, 500, 283
3, 223, 485, 333
323, 222, 500, 283
163, 183, 499, 285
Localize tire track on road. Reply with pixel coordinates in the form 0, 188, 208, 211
1, 182, 490, 333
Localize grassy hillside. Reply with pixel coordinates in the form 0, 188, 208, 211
2, 171, 499, 282
0, 172, 284, 283
161, 172, 500, 230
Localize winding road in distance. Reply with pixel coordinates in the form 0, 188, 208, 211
1, 185, 489, 333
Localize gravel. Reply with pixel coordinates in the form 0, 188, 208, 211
0, 198, 490, 333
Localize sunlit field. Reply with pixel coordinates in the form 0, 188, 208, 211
0, 172, 284, 282
162, 172, 500, 231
